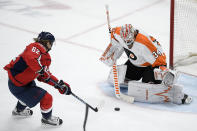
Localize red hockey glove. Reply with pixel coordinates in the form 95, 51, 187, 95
55, 80, 71, 95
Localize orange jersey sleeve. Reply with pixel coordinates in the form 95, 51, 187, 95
135, 33, 166, 67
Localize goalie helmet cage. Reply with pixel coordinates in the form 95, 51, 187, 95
169, 0, 197, 76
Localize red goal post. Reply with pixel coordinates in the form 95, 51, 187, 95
169, 0, 197, 76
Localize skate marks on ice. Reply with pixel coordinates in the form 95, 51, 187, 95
98, 74, 197, 114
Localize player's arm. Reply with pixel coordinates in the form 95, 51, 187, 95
36, 66, 56, 85
35, 61, 72, 95
37, 73, 71, 95
23, 44, 61, 87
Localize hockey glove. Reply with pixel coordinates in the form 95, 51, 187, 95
55, 80, 71, 95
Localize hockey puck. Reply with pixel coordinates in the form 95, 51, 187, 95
114, 107, 120, 111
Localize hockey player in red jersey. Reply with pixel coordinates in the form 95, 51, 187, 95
4, 31, 71, 126
100, 24, 192, 104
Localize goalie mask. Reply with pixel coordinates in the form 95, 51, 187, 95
120, 24, 135, 46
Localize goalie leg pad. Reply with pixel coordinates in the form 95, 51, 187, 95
108, 64, 127, 85
171, 84, 184, 104
127, 81, 184, 104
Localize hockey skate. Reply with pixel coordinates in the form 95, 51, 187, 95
182, 94, 192, 104
41, 116, 63, 126
12, 107, 33, 117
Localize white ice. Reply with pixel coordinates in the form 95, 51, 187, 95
0, 0, 197, 131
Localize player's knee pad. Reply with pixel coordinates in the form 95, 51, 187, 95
108, 64, 127, 85
40, 92, 53, 113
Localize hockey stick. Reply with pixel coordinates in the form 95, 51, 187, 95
70, 92, 98, 112
49, 78, 98, 112
112, 64, 134, 103
83, 104, 89, 131
49, 79, 98, 131
105, 5, 134, 103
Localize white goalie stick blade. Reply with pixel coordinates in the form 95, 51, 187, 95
112, 64, 134, 103
117, 94, 134, 103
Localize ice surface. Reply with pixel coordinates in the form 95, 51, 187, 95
0, 0, 197, 131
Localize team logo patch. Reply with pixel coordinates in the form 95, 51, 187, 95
129, 52, 137, 60
123, 48, 137, 60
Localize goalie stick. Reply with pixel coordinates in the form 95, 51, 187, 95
105, 5, 134, 103
112, 64, 134, 103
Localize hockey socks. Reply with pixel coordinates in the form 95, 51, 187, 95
16, 101, 27, 112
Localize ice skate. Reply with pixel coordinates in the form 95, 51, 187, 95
12, 107, 33, 117
41, 116, 63, 126
182, 94, 192, 104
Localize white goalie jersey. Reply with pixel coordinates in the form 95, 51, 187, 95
100, 27, 167, 68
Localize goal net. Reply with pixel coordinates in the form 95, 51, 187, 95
170, 0, 197, 76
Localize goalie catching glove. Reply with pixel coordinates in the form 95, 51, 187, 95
54, 80, 71, 95
154, 66, 179, 86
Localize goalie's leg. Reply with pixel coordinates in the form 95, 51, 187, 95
107, 62, 145, 86
108, 64, 127, 85
127, 81, 192, 104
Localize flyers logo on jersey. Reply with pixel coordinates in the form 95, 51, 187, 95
129, 52, 137, 60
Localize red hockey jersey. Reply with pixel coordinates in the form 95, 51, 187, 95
4, 42, 58, 87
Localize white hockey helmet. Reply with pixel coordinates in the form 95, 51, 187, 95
120, 24, 135, 45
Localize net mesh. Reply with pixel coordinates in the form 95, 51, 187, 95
173, 0, 197, 68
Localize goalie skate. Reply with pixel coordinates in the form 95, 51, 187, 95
12, 107, 33, 117
41, 116, 63, 126
182, 94, 192, 104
